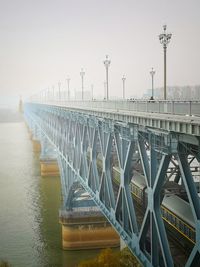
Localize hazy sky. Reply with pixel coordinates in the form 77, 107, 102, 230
0, 0, 200, 106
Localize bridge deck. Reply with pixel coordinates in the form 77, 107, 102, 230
48, 102, 200, 136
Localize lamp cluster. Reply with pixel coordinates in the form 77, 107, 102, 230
159, 25, 172, 100
159, 25, 172, 49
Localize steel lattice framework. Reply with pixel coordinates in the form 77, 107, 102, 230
24, 102, 200, 267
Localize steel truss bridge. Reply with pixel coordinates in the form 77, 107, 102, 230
24, 100, 200, 267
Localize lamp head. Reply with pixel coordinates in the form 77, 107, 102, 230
80, 68, 85, 76
159, 25, 172, 47
103, 55, 111, 67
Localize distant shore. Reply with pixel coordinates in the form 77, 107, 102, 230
0, 109, 23, 123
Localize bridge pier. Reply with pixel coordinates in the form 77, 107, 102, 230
59, 187, 119, 250
27, 119, 41, 153
31, 135, 60, 176
60, 211, 119, 250
40, 138, 60, 177
40, 159, 60, 177
29, 131, 33, 140
28, 124, 60, 177
32, 139, 41, 153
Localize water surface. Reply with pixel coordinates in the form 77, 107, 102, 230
0, 121, 99, 267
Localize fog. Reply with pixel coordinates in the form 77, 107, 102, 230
0, 0, 200, 107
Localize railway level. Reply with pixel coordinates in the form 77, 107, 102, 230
94, 154, 197, 266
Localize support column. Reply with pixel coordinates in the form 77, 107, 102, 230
28, 121, 41, 153
60, 209, 119, 250
138, 132, 173, 267
59, 185, 119, 250
58, 142, 119, 251
40, 159, 60, 177
32, 139, 41, 153
114, 125, 138, 235
40, 137, 59, 177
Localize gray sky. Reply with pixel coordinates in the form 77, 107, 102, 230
0, 0, 200, 106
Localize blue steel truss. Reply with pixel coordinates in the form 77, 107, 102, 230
24, 102, 200, 267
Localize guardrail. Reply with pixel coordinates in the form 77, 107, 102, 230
31, 100, 200, 117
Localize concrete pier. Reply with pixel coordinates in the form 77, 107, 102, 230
32, 139, 41, 153
29, 132, 59, 177
59, 207, 119, 250
59, 188, 119, 250
40, 159, 60, 177
29, 131, 33, 140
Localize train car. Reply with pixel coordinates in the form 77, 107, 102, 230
112, 166, 120, 183
129, 173, 195, 245
163, 181, 187, 198
130, 171, 147, 206
161, 194, 195, 244
112, 167, 147, 206
122, 168, 195, 245
97, 157, 195, 246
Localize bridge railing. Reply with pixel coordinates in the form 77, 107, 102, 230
33, 99, 200, 116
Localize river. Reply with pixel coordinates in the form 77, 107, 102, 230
0, 115, 100, 267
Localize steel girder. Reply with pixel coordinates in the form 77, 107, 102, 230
24, 106, 75, 207
57, 155, 75, 209
137, 132, 172, 266
177, 144, 200, 266
24, 103, 200, 267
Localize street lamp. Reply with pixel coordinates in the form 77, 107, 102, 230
52, 85, 55, 101
44, 89, 47, 102
58, 81, 61, 101
150, 68, 155, 100
80, 68, 85, 100
103, 55, 111, 100
47, 88, 49, 101
91, 84, 94, 100
66, 76, 70, 100
159, 24, 172, 100
104, 81, 106, 100
122, 75, 126, 100
40, 90, 42, 102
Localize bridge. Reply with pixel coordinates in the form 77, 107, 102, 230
24, 99, 200, 267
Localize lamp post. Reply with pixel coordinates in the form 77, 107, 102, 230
80, 68, 85, 100
40, 90, 42, 102
66, 76, 70, 100
91, 84, 94, 100
45, 89, 47, 102
47, 87, 50, 101
150, 68, 155, 100
52, 85, 55, 101
58, 81, 61, 101
103, 55, 111, 100
104, 81, 106, 100
122, 75, 126, 100
159, 24, 172, 100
